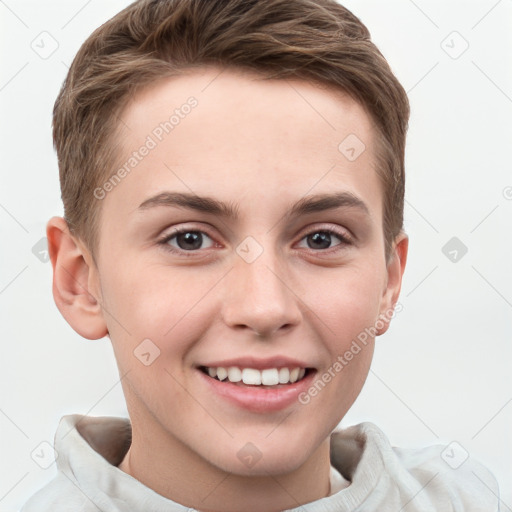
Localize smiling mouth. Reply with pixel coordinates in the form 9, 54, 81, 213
198, 365, 313, 387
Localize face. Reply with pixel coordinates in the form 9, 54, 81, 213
86, 66, 404, 476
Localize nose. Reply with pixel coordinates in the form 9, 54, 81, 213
221, 246, 302, 339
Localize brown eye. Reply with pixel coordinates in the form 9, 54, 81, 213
297, 228, 352, 252
159, 228, 216, 254
307, 231, 335, 250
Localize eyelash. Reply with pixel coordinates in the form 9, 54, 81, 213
157, 225, 353, 257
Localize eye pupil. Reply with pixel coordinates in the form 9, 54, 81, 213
177, 231, 202, 250
308, 232, 331, 250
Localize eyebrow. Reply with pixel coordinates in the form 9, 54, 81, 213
136, 191, 370, 220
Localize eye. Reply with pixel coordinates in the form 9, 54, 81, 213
296, 228, 352, 252
158, 228, 216, 255
157, 225, 352, 257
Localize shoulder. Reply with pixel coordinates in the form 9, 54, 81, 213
354, 423, 501, 511
20, 474, 97, 512
392, 441, 500, 510
21, 413, 132, 512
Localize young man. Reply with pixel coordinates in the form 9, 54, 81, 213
23, 0, 500, 510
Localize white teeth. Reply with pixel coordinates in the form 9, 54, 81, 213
203, 366, 307, 386
261, 368, 279, 386
289, 368, 300, 383
216, 367, 228, 381
242, 368, 261, 385
227, 366, 242, 382
278, 367, 290, 384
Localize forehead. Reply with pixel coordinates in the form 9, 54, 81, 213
120, 66, 374, 153
103, 66, 381, 228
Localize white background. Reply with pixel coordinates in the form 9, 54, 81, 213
1, 0, 511, 510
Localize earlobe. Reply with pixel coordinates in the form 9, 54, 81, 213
46, 216, 108, 340
376, 233, 409, 336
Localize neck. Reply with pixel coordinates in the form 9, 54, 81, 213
118, 414, 333, 512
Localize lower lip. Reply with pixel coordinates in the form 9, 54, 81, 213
196, 368, 316, 413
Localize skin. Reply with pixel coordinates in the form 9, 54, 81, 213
47, 66, 408, 512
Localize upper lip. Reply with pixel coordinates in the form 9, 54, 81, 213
198, 356, 314, 370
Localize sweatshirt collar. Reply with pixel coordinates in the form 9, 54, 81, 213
54, 414, 387, 511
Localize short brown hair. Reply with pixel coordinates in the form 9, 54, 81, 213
53, 0, 409, 263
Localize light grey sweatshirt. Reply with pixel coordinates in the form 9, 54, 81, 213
22, 414, 500, 511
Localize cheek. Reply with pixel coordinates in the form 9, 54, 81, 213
303, 319, 375, 428
298, 334, 374, 434
101, 256, 188, 329
103, 264, 203, 421
101, 260, 216, 367
307, 265, 385, 339
299, 265, 382, 413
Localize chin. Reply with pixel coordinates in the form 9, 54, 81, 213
207, 430, 323, 477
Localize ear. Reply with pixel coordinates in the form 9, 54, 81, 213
376, 232, 408, 336
46, 216, 108, 340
